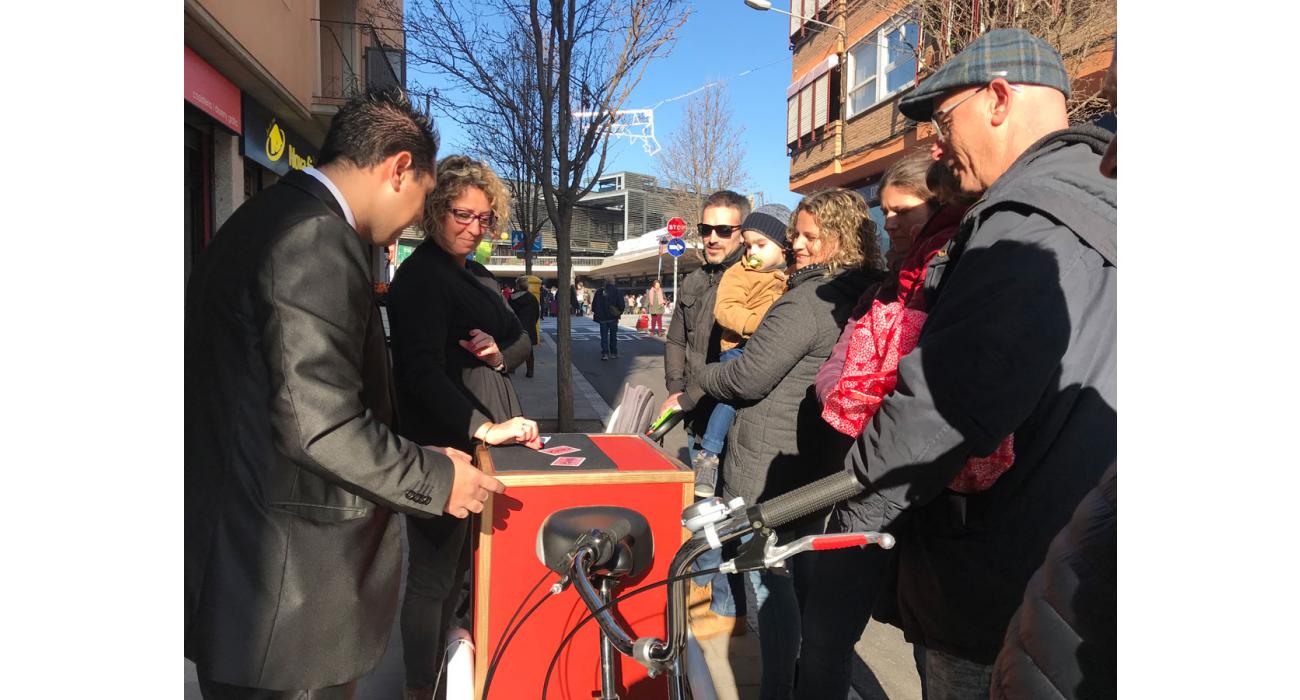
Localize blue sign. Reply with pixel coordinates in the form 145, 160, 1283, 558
667, 238, 686, 257
510, 230, 543, 255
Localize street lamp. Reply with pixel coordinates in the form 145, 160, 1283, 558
743, 0, 845, 37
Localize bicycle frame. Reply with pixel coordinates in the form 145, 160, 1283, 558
564, 470, 894, 700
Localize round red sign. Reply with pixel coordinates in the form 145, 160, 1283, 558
667, 217, 687, 237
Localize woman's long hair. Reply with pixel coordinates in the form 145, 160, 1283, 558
788, 188, 883, 275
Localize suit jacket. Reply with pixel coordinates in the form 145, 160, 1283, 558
184, 170, 453, 689
385, 242, 529, 452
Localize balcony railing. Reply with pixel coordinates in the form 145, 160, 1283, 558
314, 19, 405, 104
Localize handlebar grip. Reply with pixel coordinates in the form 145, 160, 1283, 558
754, 471, 865, 529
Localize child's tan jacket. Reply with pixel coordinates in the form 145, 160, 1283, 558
715, 260, 787, 352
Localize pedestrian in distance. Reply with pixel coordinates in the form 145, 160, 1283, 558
646, 278, 667, 336
592, 279, 625, 360
828, 29, 1116, 700
659, 190, 751, 640
693, 188, 885, 700
690, 203, 792, 499
509, 276, 541, 378
385, 155, 540, 700
185, 89, 505, 700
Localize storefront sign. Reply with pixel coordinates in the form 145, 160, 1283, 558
241, 96, 318, 176
184, 46, 241, 132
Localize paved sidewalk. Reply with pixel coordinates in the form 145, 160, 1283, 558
511, 315, 613, 432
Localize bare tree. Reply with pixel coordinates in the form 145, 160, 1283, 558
377, 0, 688, 430
908, 0, 1116, 120
653, 83, 751, 263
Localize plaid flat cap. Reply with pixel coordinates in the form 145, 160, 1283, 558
899, 28, 1070, 121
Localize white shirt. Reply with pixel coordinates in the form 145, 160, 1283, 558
302, 167, 357, 230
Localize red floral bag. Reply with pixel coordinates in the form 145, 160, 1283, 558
822, 299, 1015, 494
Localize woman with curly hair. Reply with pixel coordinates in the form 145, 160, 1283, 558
385, 155, 539, 699
692, 187, 886, 700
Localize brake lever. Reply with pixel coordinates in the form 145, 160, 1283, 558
718, 532, 895, 574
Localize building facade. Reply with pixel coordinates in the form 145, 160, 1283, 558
393, 170, 701, 284
783, 0, 1114, 251
184, 0, 406, 282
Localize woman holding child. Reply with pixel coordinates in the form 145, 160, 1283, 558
693, 191, 884, 700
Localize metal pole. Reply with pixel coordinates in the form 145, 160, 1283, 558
598, 578, 622, 700
672, 255, 678, 313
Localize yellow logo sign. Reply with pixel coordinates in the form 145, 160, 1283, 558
265, 120, 286, 162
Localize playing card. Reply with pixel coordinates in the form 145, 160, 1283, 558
550, 456, 586, 467
540, 445, 579, 456
523, 436, 544, 450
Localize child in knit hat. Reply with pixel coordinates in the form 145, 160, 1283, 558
692, 203, 791, 497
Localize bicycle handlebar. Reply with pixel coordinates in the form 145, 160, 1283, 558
752, 470, 865, 529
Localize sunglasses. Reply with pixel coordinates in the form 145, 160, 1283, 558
697, 223, 741, 239
450, 208, 497, 229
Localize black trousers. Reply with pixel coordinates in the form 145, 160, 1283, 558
197, 676, 356, 700
400, 514, 473, 690
792, 543, 893, 700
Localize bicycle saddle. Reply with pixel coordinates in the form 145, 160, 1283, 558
536, 506, 654, 579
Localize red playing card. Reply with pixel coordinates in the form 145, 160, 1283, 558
524, 436, 544, 450
550, 456, 586, 467
540, 446, 579, 456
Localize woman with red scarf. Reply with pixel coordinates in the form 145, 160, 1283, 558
795, 151, 999, 700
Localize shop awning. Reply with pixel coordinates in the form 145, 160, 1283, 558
787, 53, 840, 98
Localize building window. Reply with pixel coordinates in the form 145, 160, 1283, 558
788, 0, 832, 41
847, 15, 918, 118
786, 67, 839, 153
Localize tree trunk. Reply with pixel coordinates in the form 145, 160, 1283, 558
555, 205, 574, 430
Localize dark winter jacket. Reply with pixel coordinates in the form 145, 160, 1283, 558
591, 283, 625, 322
509, 290, 541, 345
663, 245, 746, 435
385, 241, 530, 453
832, 125, 1117, 664
695, 264, 882, 506
991, 463, 1117, 700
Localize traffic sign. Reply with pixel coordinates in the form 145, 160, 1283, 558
666, 237, 686, 257
510, 230, 542, 255
667, 217, 687, 237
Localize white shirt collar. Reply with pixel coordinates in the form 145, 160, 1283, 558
302, 167, 357, 230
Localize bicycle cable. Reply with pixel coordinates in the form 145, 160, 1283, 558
540, 567, 722, 700
482, 569, 558, 700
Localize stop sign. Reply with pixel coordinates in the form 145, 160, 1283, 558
667, 217, 687, 237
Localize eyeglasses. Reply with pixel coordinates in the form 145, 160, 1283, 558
450, 208, 497, 229
697, 223, 740, 239
930, 82, 1023, 141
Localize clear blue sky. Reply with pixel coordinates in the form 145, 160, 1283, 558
410, 1, 801, 210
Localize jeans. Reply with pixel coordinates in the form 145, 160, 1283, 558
598, 319, 619, 355
740, 525, 817, 700
686, 431, 740, 618
912, 646, 994, 700
700, 348, 743, 454
792, 544, 893, 700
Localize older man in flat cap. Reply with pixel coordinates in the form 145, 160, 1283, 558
826, 29, 1116, 700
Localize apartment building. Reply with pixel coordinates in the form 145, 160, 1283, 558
783, 0, 1113, 247
184, 0, 405, 281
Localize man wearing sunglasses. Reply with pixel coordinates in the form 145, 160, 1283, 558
828, 29, 1116, 698
659, 190, 751, 637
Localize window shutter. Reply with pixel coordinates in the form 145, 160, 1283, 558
799, 85, 813, 137
813, 73, 829, 128
789, 0, 801, 35
787, 95, 799, 145
817, 0, 831, 12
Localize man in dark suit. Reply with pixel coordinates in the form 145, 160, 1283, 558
185, 89, 505, 699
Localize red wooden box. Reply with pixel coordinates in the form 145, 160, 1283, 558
473, 434, 692, 700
